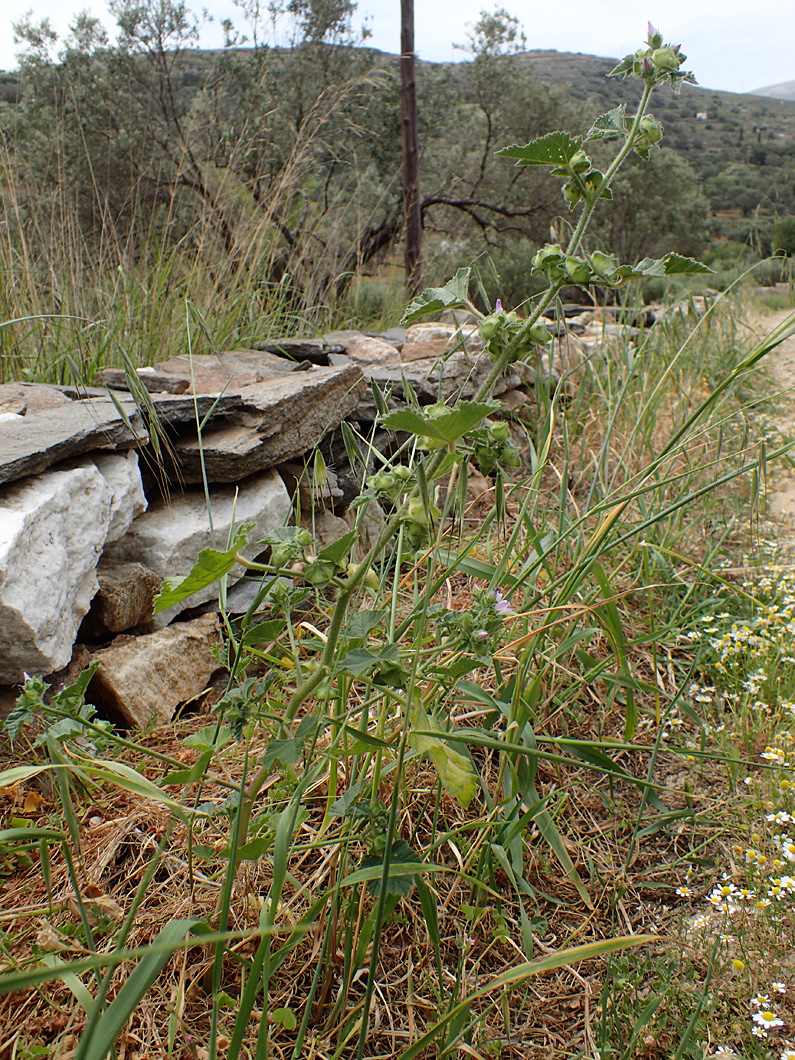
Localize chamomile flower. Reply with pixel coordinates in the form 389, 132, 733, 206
675, 885, 693, 898
774, 982, 788, 994
779, 1049, 795, 1060
751, 993, 772, 1007
753, 1010, 785, 1029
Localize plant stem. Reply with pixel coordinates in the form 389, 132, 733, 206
476, 81, 655, 403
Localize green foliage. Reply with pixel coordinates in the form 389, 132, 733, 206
5, 23, 795, 1060
154, 523, 254, 612
772, 216, 795, 256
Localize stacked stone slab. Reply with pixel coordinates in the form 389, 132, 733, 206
0, 319, 588, 725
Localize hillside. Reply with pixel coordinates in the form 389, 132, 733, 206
3, 31, 795, 331
752, 78, 795, 102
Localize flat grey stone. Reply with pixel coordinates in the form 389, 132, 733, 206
357, 352, 519, 419
159, 365, 364, 483
0, 398, 148, 486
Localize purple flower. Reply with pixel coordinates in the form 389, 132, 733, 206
492, 589, 512, 616
494, 299, 504, 314
476, 630, 489, 641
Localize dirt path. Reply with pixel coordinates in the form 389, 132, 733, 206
745, 305, 795, 520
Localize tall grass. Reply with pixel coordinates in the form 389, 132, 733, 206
0, 65, 400, 385
1, 288, 792, 1058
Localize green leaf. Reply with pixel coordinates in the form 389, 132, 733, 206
85, 760, 189, 817
498, 131, 582, 167
74, 918, 198, 1060
5, 677, 49, 740
586, 105, 626, 141
241, 619, 287, 647
633, 253, 713, 277
408, 699, 477, 809
342, 609, 387, 643
160, 748, 213, 786
401, 267, 471, 324
337, 644, 399, 677
153, 522, 254, 612
183, 725, 234, 752
316, 529, 358, 565
381, 401, 501, 444
359, 839, 422, 896
272, 1007, 297, 1031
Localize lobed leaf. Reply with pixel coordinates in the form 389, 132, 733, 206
498, 131, 582, 167
153, 522, 254, 612
586, 105, 626, 141
401, 267, 471, 324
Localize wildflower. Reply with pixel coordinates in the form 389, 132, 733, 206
737, 887, 755, 901
769, 812, 794, 824
782, 839, 795, 862
752, 1024, 767, 1037
675, 886, 693, 898
754, 1010, 785, 1029
492, 589, 511, 616
732, 959, 745, 971
774, 982, 787, 993
780, 1049, 795, 1060
691, 914, 709, 930
763, 747, 787, 764
751, 993, 772, 1007
714, 883, 737, 898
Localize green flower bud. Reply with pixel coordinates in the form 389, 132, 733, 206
564, 257, 592, 285
500, 442, 521, 468
568, 149, 591, 175
405, 497, 439, 528
489, 421, 511, 443
527, 323, 553, 345
479, 314, 501, 340
640, 115, 663, 143
651, 46, 680, 72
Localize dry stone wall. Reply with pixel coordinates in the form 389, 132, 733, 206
0, 314, 606, 725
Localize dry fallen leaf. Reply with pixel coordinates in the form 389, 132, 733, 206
35, 925, 69, 951
22, 790, 47, 813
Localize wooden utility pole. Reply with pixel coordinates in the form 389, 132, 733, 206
400, 0, 422, 294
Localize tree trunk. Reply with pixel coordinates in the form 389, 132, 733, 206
400, 0, 422, 295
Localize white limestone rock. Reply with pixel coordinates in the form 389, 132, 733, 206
105, 469, 292, 625
93, 451, 147, 543
0, 465, 113, 682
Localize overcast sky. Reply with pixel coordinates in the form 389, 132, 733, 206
1, 0, 792, 96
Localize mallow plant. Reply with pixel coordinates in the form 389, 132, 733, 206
7, 24, 795, 1060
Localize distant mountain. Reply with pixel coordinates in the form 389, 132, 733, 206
752, 80, 795, 102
